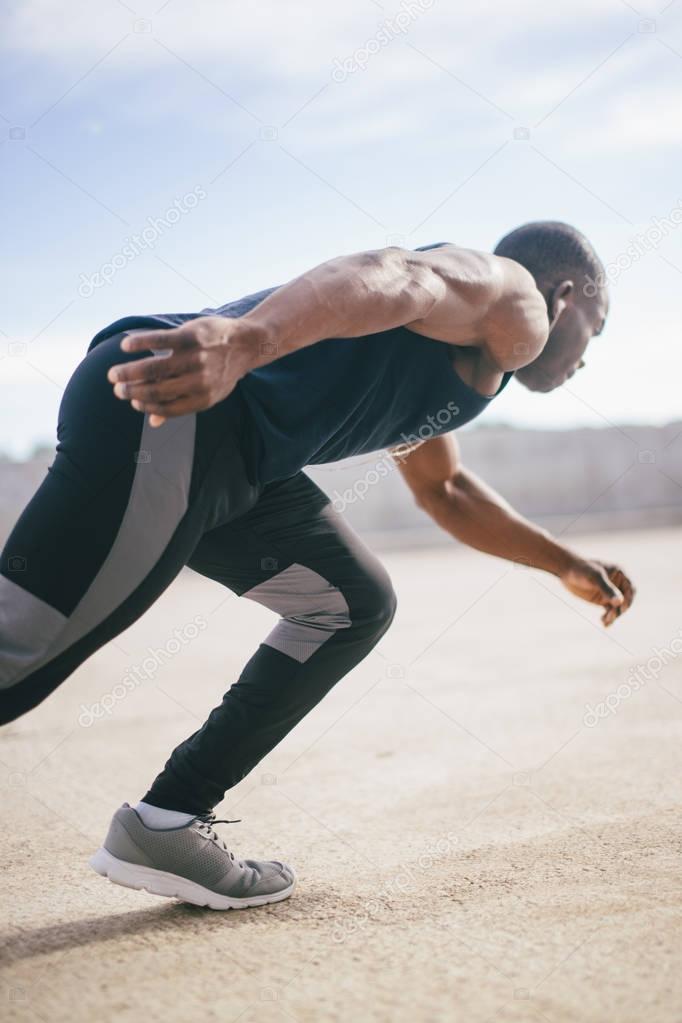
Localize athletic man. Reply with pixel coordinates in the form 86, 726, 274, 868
0, 222, 634, 910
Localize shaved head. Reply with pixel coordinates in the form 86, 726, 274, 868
493, 220, 605, 298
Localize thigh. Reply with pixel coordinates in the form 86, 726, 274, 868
187, 471, 396, 641
2, 333, 197, 620
0, 333, 257, 720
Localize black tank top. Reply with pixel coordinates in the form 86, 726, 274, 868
88, 246, 513, 485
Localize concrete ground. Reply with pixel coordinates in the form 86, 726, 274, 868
1, 527, 681, 1023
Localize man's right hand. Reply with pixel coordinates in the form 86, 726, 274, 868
560, 558, 636, 626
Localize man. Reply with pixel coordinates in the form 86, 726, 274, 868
0, 221, 634, 911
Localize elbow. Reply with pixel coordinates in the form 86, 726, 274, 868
348, 247, 410, 300
376, 247, 441, 304
346, 246, 442, 321
412, 479, 458, 518
353, 246, 406, 274
371, 247, 416, 291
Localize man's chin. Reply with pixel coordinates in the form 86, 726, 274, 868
518, 374, 557, 394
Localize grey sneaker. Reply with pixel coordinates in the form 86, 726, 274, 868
89, 803, 296, 910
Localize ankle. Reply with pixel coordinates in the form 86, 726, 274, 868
134, 801, 195, 829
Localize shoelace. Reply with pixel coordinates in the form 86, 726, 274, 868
193, 813, 242, 860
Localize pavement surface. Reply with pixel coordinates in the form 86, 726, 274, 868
2, 527, 681, 1023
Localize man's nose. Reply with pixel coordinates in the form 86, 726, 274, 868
578, 359, 586, 370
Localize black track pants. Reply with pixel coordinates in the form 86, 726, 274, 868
0, 334, 397, 814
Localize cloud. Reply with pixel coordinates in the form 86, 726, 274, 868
584, 78, 682, 152
6, 0, 680, 160
2, 0, 666, 70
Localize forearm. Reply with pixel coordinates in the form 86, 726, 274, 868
420, 468, 576, 576
236, 248, 441, 370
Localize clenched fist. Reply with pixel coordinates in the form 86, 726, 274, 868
560, 558, 635, 626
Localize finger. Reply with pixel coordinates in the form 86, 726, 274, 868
130, 393, 209, 419
603, 568, 633, 618
596, 571, 624, 607
611, 569, 635, 607
108, 350, 199, 387
602, 582, 631, 624
602, 599, 624, 626
119, 325, 200, 354
113, 371, 200, 403
613, 576, 633, 605
605, 605, 624, 626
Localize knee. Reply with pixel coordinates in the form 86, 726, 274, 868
355, 578, 397, 637
378, 583, 398, 629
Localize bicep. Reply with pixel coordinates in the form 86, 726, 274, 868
391, 434, 461, 500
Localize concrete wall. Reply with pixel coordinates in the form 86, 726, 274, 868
0, 455, 54, 548
2, 422, 682, 551
307, 420, 682, 546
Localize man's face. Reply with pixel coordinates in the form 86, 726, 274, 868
516, 284, 608, 393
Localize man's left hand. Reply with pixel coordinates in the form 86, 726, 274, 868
107, 316, 252, 427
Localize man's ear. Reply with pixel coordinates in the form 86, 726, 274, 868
547, 280, 574, 330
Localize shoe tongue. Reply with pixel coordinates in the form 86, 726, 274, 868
194, 819, 223, 845
195, 812, 216, 826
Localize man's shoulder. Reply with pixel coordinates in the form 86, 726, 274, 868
484, 257, 549, 370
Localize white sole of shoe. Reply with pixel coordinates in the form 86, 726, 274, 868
89, 847, 296, 910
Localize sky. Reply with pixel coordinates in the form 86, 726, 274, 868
1, 0, 682, 458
